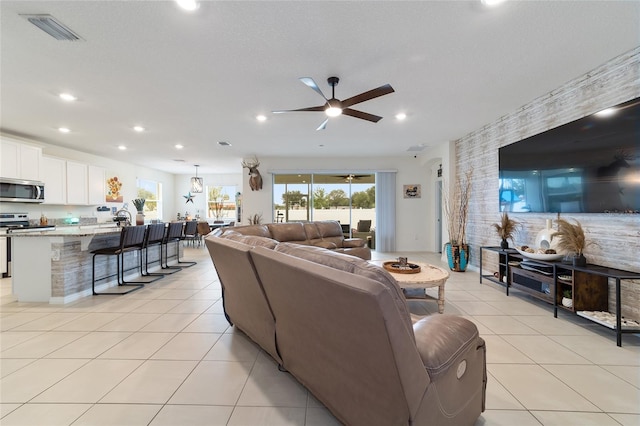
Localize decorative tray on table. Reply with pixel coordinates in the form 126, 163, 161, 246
383, 261, 421, 274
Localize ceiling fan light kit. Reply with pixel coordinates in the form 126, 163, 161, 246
274, 76, 394, 130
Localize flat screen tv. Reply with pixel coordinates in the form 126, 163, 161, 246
499, 97, 639, 214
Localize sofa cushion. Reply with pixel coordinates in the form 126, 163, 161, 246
222, 231, 278, 249
315, 220, 343, 238
224, 224, 271, 238
267, 222, 308, 243
274, 243, 414, 340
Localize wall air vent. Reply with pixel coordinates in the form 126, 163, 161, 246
20, 14, 84, 41
407, 144, 427, 152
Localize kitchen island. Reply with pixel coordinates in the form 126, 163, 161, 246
8, 225, 179, 303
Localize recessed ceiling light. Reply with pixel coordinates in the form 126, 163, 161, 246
133, 125, 145, 132
594, 108, 616, 117
256, 115, 267, 122
395, 113, 407, 120
218, 141, 231, 147
59, 93, 77, 101
176, 0, 199, 11
481, 0, 507, 6
58, 127, 70, 133
175, 144, 184, 149
118, 145, 127, 150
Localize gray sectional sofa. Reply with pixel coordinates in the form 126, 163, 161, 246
204, 229, 487, 426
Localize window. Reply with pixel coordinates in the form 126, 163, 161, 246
206, 185, 237, 221
136, 179, 162, 221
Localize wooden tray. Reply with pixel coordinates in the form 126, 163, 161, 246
383, 261, 421, 274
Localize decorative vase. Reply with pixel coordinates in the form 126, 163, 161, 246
562, 297, 573, 308
136, 213, 145, 226
500, 238, 509, 249
535, 219, 558, 249
572, 253, 586, 267
445, 242, 469, 272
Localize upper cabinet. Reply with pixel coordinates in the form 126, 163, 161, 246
88, 165, 105, 205
41, 156, 105, 206
41, 156, 67, 204
0, 138, 42, 181
66, 161, 88, 205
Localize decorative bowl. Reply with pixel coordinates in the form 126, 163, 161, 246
383, 261, 421, 274
514, 248, 563, 261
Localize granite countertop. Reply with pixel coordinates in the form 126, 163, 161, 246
7, 224, 122, 237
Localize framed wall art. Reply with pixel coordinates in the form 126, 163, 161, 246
403, 184, 421, 199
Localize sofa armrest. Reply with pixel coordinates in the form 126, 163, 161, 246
313, 241, 338, 249
413, 314, 480, 380
342, 238, 366, 248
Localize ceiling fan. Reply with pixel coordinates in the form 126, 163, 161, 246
335, 174, 370, 181
273, 76, 394, 130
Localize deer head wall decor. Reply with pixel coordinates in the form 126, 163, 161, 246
242, 157, 263, 191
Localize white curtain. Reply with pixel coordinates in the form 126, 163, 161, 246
375, 172, 396, 252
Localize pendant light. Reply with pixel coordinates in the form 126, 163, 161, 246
190, 165, 203, 193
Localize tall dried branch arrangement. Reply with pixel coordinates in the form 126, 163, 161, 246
492, 211, 520, 241
552, 218, 598, 255
443, 169, 472, 246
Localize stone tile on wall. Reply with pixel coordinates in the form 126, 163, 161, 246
455, 47, 640, 320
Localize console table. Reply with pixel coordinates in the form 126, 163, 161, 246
479, 246, 640, 347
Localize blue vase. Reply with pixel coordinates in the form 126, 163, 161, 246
445, 242, 469, 272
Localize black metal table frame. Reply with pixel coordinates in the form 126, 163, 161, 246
479, 246, 640, 347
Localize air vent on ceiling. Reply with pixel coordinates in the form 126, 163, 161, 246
407, 144, 427, 152
218, 141, 232, 147
20, 14, 84, 41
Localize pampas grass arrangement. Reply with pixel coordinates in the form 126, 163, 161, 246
552, 218, 597, 256
492, 212, 520, 244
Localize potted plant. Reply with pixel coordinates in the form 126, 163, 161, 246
492, 211, 520, 249
551, 218, 598, 266
132, 198, 145, 225
561, 289, 573, 308
443, 170, 472, 271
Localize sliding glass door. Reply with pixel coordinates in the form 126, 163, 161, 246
273, 173, 375, 243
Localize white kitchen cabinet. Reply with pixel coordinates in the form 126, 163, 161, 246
0, 138, 41, 180
88, 165, 105, 205
66, 161, 88, 205
41, 156, 67, 204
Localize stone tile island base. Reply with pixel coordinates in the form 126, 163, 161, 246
10, 228, 181, 304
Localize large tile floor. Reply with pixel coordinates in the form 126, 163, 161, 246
1, 247, 639, 426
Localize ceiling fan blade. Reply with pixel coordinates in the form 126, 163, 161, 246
343, 108, 383, 123
316, 118, 329, 131
300, 77, 328, 100
272, 105, 326, 114
341, 84, 394, 108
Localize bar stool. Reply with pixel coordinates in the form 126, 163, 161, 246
92, 225, 148, 295
141, 223, 168, 278
182, 220, 199, 247
162, 222, 196, 268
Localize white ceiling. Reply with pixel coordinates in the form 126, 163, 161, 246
1, 1, 639, 174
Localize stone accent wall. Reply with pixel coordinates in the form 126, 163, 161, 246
455, 47, 640, 320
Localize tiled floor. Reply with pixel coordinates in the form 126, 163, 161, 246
1, 247, 639, 425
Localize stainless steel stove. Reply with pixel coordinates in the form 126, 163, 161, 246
0, 213, 56, 277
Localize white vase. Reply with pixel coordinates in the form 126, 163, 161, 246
135, 213, 145, 226
535, 219, 558, 250
562, 297, 573, 308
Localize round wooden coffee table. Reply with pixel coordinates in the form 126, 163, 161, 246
371, 260, 450, 313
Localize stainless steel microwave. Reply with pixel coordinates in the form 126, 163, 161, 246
0, 178, 45, 203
